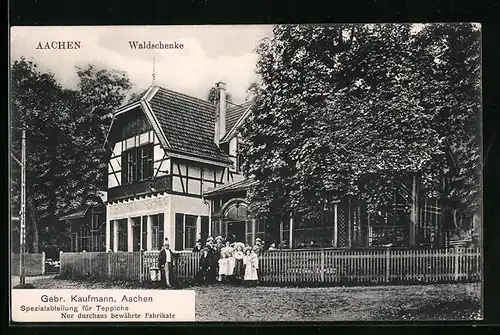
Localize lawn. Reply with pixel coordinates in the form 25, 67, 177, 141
11, 275, 482, 321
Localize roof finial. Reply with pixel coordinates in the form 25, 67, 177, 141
152, 51, 156, 86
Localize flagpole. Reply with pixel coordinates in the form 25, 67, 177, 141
20, 128, 26, 285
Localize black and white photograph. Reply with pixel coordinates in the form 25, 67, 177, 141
9, 24, 482, 322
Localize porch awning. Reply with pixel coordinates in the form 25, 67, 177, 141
58, 207, 90, 221
203, 177, 258, 198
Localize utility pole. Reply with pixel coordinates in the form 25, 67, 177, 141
20, 129, 26, 285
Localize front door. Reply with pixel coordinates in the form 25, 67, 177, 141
226, 220, 246, 243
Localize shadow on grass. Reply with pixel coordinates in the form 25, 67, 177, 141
13, 283, 36, 289
379, 296, 482, 321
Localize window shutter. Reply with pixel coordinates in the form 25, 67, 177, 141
133, 147, 139, 182
109, 221, 114, 251
148, 144, 154, 178
175, 214, 184, 251
121, 153, 128, 184
158, 214, 164, 250
141, 216, 148, 250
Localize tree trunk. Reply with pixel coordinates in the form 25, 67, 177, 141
28, 200, 39, 253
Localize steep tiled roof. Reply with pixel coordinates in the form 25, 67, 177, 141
128, 88, 152, 104
204, 177, 257, 197
225, 100, 252, 134
147, 87, 232, 164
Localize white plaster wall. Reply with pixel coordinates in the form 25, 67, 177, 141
228, 137, 238, 172
168, 194, 210, 250
107, 195, 170, 220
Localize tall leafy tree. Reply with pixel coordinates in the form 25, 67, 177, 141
10, 59, 132, 255
241, 23, 481, 230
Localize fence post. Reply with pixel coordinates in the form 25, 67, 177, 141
454, 247, 460, 281
107, 251, 112, 279
320, 249, 325, 282
41, 251, 45, 275
139, 249, 144, 283
59, 251, 63, 274
385, 248, 390, 283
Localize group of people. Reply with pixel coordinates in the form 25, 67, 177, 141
156, 235, 267, 288
193, 236, 264, 286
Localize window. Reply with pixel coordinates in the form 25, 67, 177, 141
131, 217, 141, 251
121, 143, 153, 184
139, 145, 154, 180
291, 211, 335, 248
419, 200, 441, 247
220, 142, 230, 155
174, 213, 202, 250
368, 211, 410, 247
184, 215, 198, 250
151, 214, 164, 251
117, 219, 128, 251
78, 225, 91, 252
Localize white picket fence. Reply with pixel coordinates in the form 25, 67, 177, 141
60, 247, 481, 285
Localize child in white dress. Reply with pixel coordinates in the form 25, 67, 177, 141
218, 252, 229, 282
243, 247, 259, 285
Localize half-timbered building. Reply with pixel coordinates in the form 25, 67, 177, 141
102, 82, 252, 251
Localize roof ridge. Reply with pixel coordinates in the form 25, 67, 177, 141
156, 86, 216, 109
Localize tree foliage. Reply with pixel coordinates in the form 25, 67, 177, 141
240, 24, 481, 223
10, 58, 132, 255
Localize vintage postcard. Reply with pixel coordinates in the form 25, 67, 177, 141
9, 24, 483, 322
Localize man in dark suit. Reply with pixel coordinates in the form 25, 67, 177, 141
158, 242, 177, 288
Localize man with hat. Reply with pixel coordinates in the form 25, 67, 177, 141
198, 244, 217, 284
158, 242, 178, 288
254, 238, 265, 257
254, 238, 265, 283
192, 239, 203, 252
215, 236, 224, 255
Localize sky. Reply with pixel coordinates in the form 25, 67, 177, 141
10, 25, 274, 104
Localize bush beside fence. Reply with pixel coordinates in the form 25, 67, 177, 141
11, 252, 45, 276
59, 247, 481, 285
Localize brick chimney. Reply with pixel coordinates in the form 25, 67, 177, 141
214, 82, 227, 146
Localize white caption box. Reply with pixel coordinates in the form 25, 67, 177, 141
12, 289, 195, 322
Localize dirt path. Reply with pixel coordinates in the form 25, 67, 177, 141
11, 275, 482, 321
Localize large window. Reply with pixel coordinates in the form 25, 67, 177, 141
419, 199, 441, 247
184, 215, 198, 250
151, 214, 164, 251
292, 211, 335, 248
117, 219, 128, 251
174, 213, 208, 250
121, 143, 153, 184
368, 210, 410, 247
